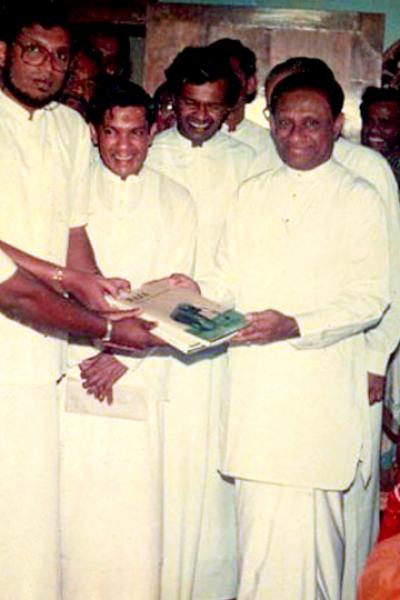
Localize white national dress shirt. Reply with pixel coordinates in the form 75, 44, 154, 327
0, 91, 91, 384
223, 117, 271, 155
147, 126, 257, 276
211, 159, 389, 490
262, 131, 400, 376
68, 160, 196, 398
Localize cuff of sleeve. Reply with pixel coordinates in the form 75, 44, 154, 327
0, 248, 17, 282
294, 310, 326, 339
366, 349, 389, 376
69, 218, 89, 229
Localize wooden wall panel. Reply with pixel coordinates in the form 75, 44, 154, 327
143, 4, 384, 137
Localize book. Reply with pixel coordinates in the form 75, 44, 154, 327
106, 281, 246, 354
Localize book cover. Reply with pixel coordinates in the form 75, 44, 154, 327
106, 281, 246, 354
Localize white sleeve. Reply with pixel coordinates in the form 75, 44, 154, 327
362, 162, 400, 374
292, 185, 390, 350
0, 249, 16, 283
199, 197, 241, 307
69, 118, 91, 228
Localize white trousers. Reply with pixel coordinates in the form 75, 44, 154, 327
162, 350, 237, 600
235, 479, 345, 600
342, 402, 382, 600
0, 383, 61, 600
59, 394, 163, 600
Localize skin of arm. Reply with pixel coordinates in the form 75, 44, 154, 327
0, 267, 162, 350
67, 226, 102, 273
0, 233, 130, 311
231, 309, 300, 344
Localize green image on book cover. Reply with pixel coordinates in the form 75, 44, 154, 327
170, 303, 246, 342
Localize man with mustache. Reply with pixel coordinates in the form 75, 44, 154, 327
0, 4, 158, 598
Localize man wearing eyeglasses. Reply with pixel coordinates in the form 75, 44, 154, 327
0, 3, 161, 599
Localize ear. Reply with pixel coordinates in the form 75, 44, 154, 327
0, 41, 7, 68
268, 112, 275, 134
89, 123, 98, 146
246, 75, 258, 97
149, 121, 158, 141
333, 112, 345, 140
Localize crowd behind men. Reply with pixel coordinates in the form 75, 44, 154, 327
0, 1, 400, 599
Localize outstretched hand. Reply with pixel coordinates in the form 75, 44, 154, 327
231, 309, 300, 345
63, 269, 130, 311
104, 315, 166, 351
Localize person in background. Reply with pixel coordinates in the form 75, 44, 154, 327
152, 79, 176, 134
87, 25, 131, 79
361, 86, 400, 185
208, 37, 269, 154
60, 37, 101, 120
361, 85, 400, 501
147, 45, 257, 600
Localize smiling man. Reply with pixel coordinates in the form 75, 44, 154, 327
0, 4, 159, 599
147, 46, 258, 600
263, 57, 400, 599
60, 77, 196, 600
361, 86, 400, 184
60, 39, 101, 120
207, 72, 390, 599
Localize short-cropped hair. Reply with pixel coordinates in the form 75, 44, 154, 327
208, 38, 256, 78
165, 46, 242, 108
0, 1, 70, 44
360, 86, 400, 121
266, 57, 335, 88
270, 72, 344, 119
88, 76, 154, 126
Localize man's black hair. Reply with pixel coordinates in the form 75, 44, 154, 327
270, 72, 344, 119
153, 80, 173, 113
87, 25, 131, 79
266, 57, 335, 89
69, 35, 101, 69
165, 46, 242, 108
208, 37, 256, 79
360, 86, 400, 121
88, 75, 154, 126
1, 1, 70, 44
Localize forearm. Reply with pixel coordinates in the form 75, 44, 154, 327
0, 240, 67, 293
292, 300, 385, 350
67, 226, 101, 273
0, 269, 107, 339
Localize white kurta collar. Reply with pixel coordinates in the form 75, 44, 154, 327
171, 125, 227, 151
92, 161, 147, 216
283, 158, 336, 182
100, 162, 145, 186
0, 89, 58, 122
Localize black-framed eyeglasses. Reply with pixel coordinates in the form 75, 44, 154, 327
13, 40, 70, 72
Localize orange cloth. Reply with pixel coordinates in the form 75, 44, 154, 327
357, 534, 400, 599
